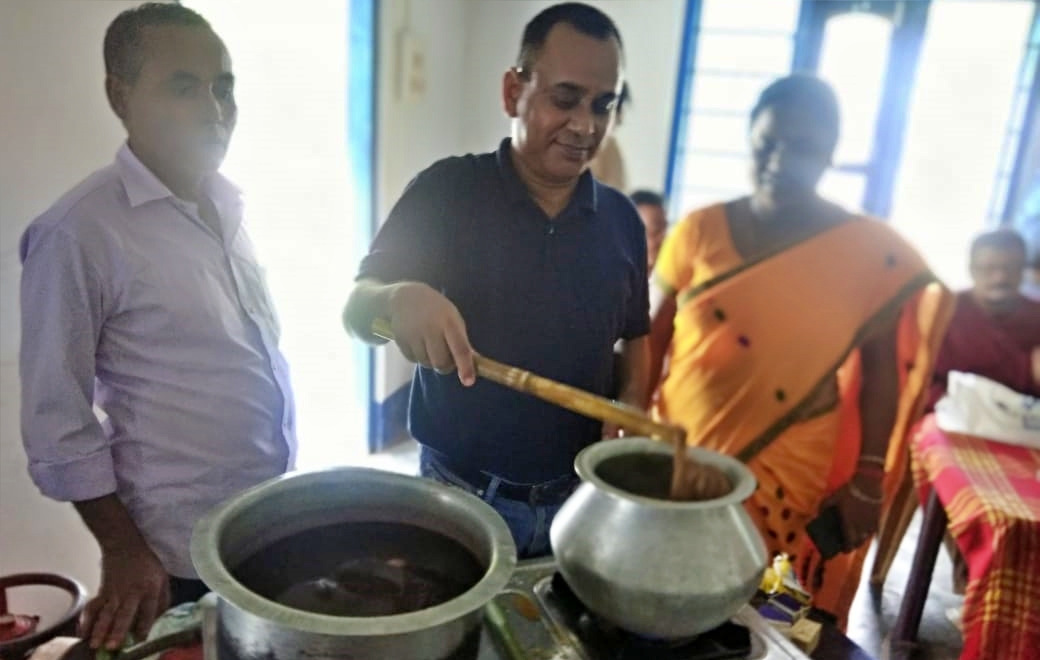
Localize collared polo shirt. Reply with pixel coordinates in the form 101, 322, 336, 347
359, 138, 648, 482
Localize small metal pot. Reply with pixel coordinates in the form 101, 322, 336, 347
191, 467, 516, 660
550, 438, 768, 639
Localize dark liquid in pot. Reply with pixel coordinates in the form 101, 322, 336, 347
233, 521, 485, 617
596, 453, 678, 500
598, 452, 733, 502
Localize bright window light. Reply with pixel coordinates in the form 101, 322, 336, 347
890, 1, 1033, 289
186, 1, 367, 469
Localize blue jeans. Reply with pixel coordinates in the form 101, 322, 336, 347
418, 447, 568, 559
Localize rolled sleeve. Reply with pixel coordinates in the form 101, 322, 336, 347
27, 447, 118, 502
19, 224, 116, 502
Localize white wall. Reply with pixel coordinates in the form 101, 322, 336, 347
187, 0, 368, 469
0, 0, 147, 593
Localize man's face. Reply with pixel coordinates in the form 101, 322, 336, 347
971, 246, 1026, 311
503, 23, 621, 183
749, 104, 833, 216
637, 203, 667, 270
110, 25, 236, 179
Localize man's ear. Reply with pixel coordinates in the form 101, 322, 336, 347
105, 74, 130, 121
502, 67, 525, 118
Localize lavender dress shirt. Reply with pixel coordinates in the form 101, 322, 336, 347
19, 145, 296, 578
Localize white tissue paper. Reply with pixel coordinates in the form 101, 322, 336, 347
935, 371, 1040, 449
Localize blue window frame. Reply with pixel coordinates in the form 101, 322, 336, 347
666, 0, 1039, 228
993, 8, 1040, 224
345, 0, 382, 452
664, 0, 801, 221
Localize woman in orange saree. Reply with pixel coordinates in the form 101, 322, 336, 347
650, 75, 954, 628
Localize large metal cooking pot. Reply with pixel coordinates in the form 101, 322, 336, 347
550, 437, 768, 639
191, 467, 516, 660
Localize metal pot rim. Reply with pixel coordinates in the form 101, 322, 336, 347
190, 466, 517, 635
574, 437, 757, 507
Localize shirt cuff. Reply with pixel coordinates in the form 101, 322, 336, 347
620, 328, 651, 341
28, 450, 118, 502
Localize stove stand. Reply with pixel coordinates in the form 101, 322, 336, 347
476, 559, 810, 660
534, 572, 760, 660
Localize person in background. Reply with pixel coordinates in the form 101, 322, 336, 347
630, 189, 668, 270
343, 3, 650, 558
928, 229, 1040, 409
647, 74, 953, 628
927, 228, 1040, 598
588, 82, 629, 190
609, 190, 668, 397
19, 3, 294, 649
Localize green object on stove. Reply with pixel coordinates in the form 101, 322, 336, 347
93, 633, 135, 660
484, 600, 526, 660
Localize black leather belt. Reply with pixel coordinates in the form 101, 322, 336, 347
438, 455, 578, 506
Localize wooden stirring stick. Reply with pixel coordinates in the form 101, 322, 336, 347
372, 318, 683, 443
370, 319, 718, 500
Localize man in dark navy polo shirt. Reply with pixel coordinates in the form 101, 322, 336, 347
343, 2, 649, 557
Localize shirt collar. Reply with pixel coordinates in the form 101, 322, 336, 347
495, 138, 598, 214
115, 142, 241, 209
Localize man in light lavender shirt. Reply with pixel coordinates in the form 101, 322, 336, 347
19, 3, 294, 650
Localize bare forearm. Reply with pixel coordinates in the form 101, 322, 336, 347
858, 327, 899, 464
74, 494, 151, 555
859, 382, 897, 464
617, 335, 651, 408
647, 283, 676, 393
75, 495, 171, 650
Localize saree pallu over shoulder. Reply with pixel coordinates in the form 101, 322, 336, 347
657, 216, 935, 461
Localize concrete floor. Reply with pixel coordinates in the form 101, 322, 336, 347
844, 509, 964, 659
365, 439, 966, 660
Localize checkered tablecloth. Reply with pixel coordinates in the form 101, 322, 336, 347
911, 414, 1040, 660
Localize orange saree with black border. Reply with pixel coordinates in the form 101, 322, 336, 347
653, 203, 953, 626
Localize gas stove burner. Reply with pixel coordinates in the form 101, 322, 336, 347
542, 572, 756, 660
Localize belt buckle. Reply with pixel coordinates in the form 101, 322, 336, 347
527, 482, 549, 507
528, 478, 572, 506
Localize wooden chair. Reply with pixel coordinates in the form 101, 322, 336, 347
869, 282, 956, 592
